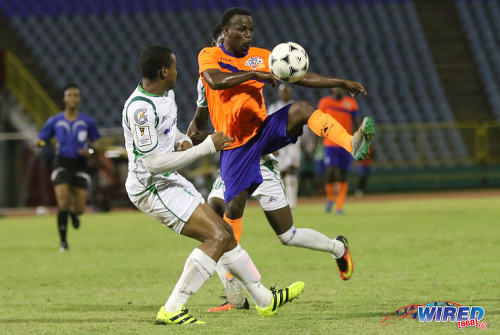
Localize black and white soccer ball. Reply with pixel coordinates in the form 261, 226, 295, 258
269, 42, 309, 83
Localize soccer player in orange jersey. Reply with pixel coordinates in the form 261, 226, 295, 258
319, 87, 361, 214
198, 7, 375, 282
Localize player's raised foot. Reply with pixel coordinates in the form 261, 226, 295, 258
351, 117, 375, 160
325, 200, 334, 213
256, 281, 304, 317
155, 305, 205, 325
208, 298, 249, 312
70, 213, 80, 229
59, 241, 69, 252
334, 235, 353, 280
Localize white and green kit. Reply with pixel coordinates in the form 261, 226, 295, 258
122, 84, 213, 233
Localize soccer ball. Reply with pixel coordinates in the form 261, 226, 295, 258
269, 42, 309, 83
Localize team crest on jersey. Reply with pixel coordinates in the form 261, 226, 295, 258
134, 108, 148, 125
245, 56, 265, 70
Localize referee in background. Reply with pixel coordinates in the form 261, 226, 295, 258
37, 83, 101, 251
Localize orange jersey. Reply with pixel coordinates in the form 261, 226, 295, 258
318, 96, 359, 147
198, 45, 271, 149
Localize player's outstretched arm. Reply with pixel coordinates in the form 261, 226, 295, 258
296, 72, 367, 97
202, 69, 276, 90
187, 106, 213, 145
141, 132, 233, 175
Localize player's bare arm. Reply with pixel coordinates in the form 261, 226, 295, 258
202, 69, 276, 90
296, 72, 367, 96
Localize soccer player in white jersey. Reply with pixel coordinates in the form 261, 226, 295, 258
188, 26, 354, 313
122, 45, 304, 325
267, 84, 300, 209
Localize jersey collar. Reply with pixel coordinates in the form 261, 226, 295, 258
138, 82, 166, 97
219, 44, 248, 58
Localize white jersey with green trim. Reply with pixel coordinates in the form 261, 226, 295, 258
122, 84, 180, 196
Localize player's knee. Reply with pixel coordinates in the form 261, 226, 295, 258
225, 202, 245, 220
290, 101, 315, 121
214, 226, 235, 250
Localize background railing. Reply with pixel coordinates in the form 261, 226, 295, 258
5, 51, 59, 127
1, 121, 499, 208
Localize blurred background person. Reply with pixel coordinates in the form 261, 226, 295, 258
37, 83, 100, 251
318, 87, 360, 215
267, 84, 300, 209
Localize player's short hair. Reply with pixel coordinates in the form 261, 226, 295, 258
62, 83, 78, 93
221, 7, 252, 28
139, 45, 173, 80
212, 23, 223, 41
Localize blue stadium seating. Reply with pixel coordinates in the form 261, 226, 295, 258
1, 0, 469, 166
455, 0, 500, 120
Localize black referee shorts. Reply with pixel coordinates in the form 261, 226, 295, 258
51, 156, 91, 189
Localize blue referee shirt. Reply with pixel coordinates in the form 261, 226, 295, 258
38, 112, 101, 159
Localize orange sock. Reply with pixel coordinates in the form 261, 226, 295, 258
325, 183, 335, 201
336, 182, 349, 210
223, 214, 243, 280
223, 214, 243, 243
308, 110, 352, 153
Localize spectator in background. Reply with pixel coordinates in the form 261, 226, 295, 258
355, 145, 374, 197
37, 83, 101, 251
267, 84, 300, 208
318, 88, 360, 214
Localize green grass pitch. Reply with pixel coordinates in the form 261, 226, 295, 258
0, 194, 499, 334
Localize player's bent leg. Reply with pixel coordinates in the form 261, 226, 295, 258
303, 104, 375, 160
264, 205, 351, 279
286, 101, 315, 137
182, 203, 302, 316
181, 203, 236, 261
158, 203, 235, 325
265, 206, 345, 254
207, 193, 250, 312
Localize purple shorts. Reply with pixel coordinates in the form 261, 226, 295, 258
220, 104, 297, 203
324, 146, 352, 171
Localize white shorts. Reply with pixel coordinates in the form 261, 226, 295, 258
128, 172, 204, 234
208, 159, 288, 211
277, 140, 301, 171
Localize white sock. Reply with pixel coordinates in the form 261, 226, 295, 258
164, 248, 216, 313
285, 174, 298, 208
215, 262, 229, 289
219, 245, 272, 308
277, 225, 345, 258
